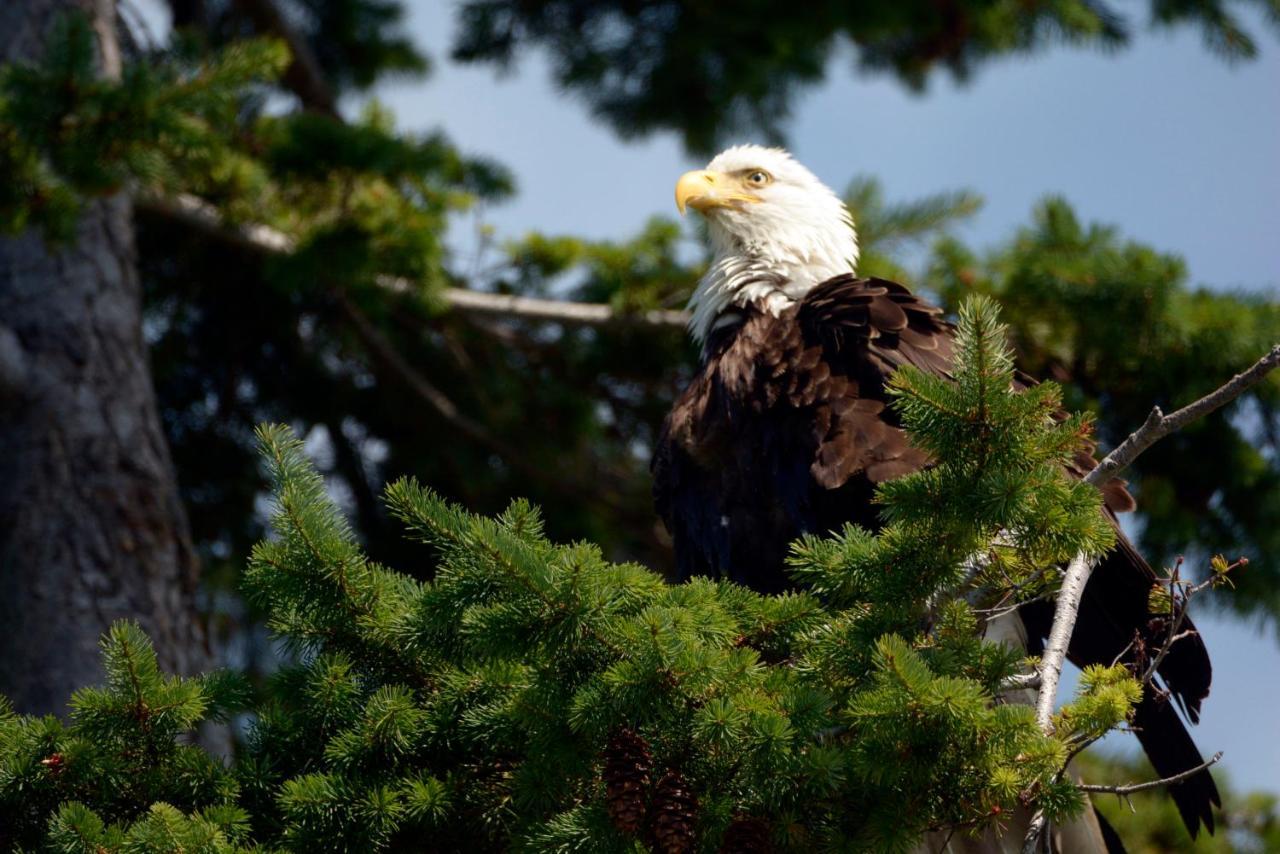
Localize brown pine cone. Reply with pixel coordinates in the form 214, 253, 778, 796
720, 816, 773, 854
648, 770, 698, 854
603, 727, 653, 835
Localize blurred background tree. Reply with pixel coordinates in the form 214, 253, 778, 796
1075, 750, 1280, 852
0, 0, 1276, 840
450, 0, 1280, 153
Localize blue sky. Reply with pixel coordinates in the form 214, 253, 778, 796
379, 3, 1279, 292
371, 2, 1280, 795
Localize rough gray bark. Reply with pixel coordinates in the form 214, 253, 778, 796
0, 0, 210, 715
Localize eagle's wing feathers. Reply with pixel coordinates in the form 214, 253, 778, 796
652, 272, 1218, 836
795, 275, 954, 488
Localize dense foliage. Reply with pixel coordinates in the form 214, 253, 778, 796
2, 3, 1275, 643
1, 2, 1274, 849
1, 301, 1151, 851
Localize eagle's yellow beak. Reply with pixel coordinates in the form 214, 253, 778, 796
675, 169, 761, 214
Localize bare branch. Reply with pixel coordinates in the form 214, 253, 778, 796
139, 192, 295, 252
1021, 810, 1049, 854
232, 0, 338, 116
443, 287, 688, 328
1020, 347, 1277, 853
1139, 557, 1242, 688
334, 293, 512, 455
1031, 552, 1095, 732
999, 672, 1041, 691
1078, 752, 1223, 795
1085, 344, 1280, 489
136, 193, 690, 329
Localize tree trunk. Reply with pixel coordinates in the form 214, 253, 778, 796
0, 0, 210, 715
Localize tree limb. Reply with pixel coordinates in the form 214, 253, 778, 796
232, 0, 338, 116
135, 193, 690, 329
334, 292, 518, 458
1078, 752, 1223, 795
999, 672, 1041, 691
1021, 344, 1278, 854
443, 287, 688, 328
1085, 344, 1280, 489
1030, 551, 1095, 733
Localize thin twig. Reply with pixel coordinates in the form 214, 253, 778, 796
1057, 733, 1104, 781
1138, 556, 1243, 688
1078, 752, 1223, 795
135, 193, 690, 329
1085, 344, 1280, 489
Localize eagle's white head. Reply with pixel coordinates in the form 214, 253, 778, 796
676, 145, 858, 343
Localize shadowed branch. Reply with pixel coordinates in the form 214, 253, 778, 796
136, 193, 691, 329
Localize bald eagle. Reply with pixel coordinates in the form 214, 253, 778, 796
653, 145, 1218, 839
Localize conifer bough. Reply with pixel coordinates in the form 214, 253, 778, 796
1, 298, 1204, 852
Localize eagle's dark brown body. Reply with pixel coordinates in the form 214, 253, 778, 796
653, 275, 1219, 837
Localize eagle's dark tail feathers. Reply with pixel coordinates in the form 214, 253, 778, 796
1094, 806, 1128, 854
1020, 527, 1219, 839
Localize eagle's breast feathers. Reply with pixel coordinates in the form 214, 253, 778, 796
657, 275, 953, 505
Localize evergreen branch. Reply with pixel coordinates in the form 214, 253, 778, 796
232, 0, 338, 116
136, 193, 690, 328
264, 435, 365, 608
386, 481, 629, 662
116, 629, 149, 714
1077, 752, 1223, 795
1084, 343, 1280, 488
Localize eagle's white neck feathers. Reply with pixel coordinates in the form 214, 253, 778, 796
685, 146, 858, 343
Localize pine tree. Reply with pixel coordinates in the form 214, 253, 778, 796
0, 297, 1159, 851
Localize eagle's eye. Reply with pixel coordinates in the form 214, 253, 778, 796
745, 170, 772, 187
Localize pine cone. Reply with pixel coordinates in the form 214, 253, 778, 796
648, 771, 698, 854
720, 816, 772, 854
603, 728, 653, 835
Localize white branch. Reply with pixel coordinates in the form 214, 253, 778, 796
1031, 552, 1095, 732
1000, 672, 1042, 691
1021, 810, 1049, 854
442, 287, 688, 328
136, 193, 690, 329
1021, 344, 1277, 854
